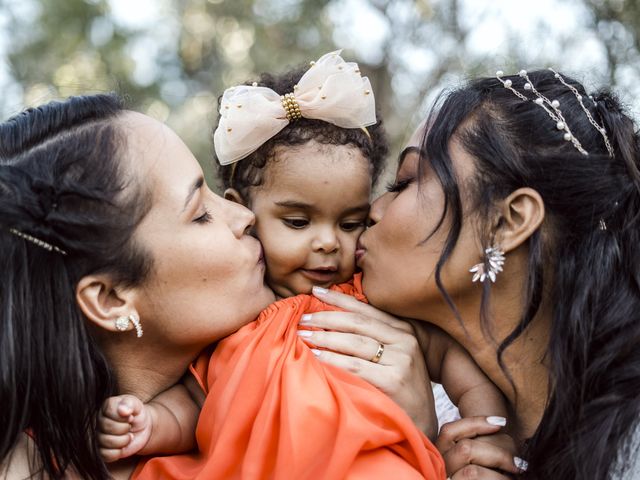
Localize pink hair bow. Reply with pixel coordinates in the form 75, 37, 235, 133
213, 50, 377, 165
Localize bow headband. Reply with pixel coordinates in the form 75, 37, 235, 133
213, 50, 377, 165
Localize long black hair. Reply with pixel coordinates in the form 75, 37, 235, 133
422, 70, 640, 478
0, 94, 153, 479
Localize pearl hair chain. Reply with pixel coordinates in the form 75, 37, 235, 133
496, 69, 614, 157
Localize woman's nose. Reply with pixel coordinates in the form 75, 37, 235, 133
311, 227, 339, 253
368, 192, 392, 226
226, 197, 255, 237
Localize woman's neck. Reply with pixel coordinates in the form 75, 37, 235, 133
469, 290, 551, 440
423, 273, 552, 441
463, 312, 550, 440
101, 338, 201, 402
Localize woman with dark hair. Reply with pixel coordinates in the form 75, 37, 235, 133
300, 69, 640, 478
0, 92, 448, 480
0, 94, 276, 479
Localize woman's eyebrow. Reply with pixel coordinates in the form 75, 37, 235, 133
398, 146, 421, 168
183, 176, 204, 212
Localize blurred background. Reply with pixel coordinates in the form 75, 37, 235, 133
1, 0, 639, 186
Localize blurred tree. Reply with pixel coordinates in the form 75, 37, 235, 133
1, 0, 640, 187
582, 0, 640, 84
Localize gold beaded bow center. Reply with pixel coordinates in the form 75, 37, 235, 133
281, 92, 302, 121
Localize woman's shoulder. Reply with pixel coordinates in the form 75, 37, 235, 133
1, 433, 45, 479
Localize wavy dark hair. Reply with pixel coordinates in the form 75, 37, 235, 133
215, 66, 389, 199
421, 70, 640, 478
0, 94, 153, 479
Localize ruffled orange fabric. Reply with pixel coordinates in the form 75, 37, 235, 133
134, 275, 445, 479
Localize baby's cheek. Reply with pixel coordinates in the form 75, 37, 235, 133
339, 250, 358, 282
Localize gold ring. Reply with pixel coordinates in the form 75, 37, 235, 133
371, 343, 384, 364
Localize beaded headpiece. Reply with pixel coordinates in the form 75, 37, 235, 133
496, 69, 614, 158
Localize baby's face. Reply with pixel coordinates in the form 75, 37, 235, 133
249, 141, 372, 298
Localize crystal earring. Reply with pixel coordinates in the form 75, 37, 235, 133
114, 313, 143, 338
469, 247, 505, 283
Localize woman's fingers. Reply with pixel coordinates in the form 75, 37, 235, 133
313, 349, 382, 378
300, 310, 408, 345
298, 329, 387, 363
436, 417, 506, 453
443, 438, 522, 476
311, 287, 413, 332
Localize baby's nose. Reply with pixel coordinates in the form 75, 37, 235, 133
312, 228, 339, 253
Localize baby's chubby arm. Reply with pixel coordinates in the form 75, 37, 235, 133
412, 323, 521, 476
412, 322, 508, 421
98, 375, 203, 462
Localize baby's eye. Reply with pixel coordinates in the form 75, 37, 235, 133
282, 218, 309, 229
340, 220, 365, 232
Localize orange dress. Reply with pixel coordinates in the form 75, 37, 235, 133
133, 275, 445, 479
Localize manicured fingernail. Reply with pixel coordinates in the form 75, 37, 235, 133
300, 314, 313, 323
310, 348, 321, 356
312, 286, 329, 295
486, 416, 507, 426
297, 330, 313, 337
514, 457, 528, 472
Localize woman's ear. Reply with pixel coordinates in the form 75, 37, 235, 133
224, 188, 247, 206
498, 187, 545, 253
76, 274, 138, 334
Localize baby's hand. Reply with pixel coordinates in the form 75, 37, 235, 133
98, 394, 152, 462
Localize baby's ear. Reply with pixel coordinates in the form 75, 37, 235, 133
224, 188, 247, 206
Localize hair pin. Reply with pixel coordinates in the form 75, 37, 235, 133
8, 228, 67, 255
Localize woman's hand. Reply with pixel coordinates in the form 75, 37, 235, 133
436, 416, 526, 479
297, 286, 436, 439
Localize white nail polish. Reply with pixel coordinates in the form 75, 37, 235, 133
300, 314, 313, 323
297, 330, 313, 337
514, 457, 528, 472
312, 286, 329, 295
486, 416, 507, 426
311, 348, 321, 356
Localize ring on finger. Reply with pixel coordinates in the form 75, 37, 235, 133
370, 343, 385, 364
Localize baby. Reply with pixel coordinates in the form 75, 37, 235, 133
98, 52, 512, 478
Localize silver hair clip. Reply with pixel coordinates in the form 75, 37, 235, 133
547, 68, 614, 157
496, 70, 588, 156
9, 228, 68, 255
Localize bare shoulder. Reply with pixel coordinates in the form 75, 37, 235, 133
0, 433, 45, 480
0, 434, 136, 480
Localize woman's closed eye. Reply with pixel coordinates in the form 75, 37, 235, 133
193, 207, 212, 224
386, 178, 413, 193
283, 218, 309, 229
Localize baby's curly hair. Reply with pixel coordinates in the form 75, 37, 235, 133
214, 65, 389, 200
